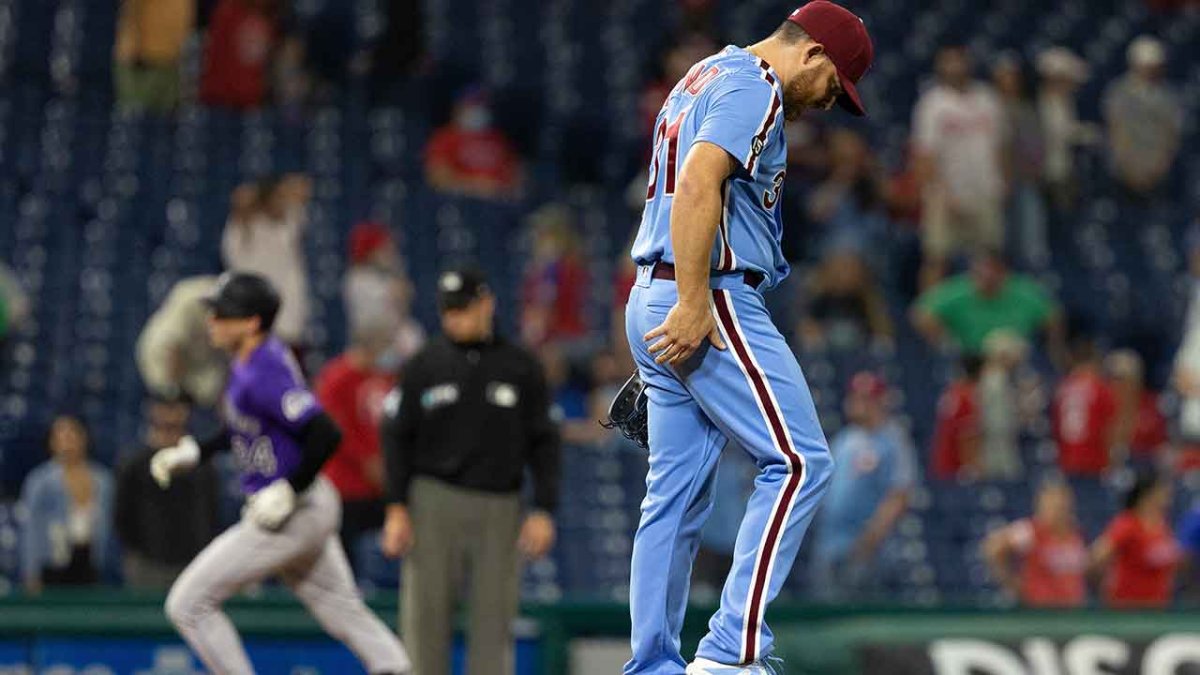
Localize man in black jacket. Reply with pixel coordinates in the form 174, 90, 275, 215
380, 267, 560, 675
115, 396, 219, 589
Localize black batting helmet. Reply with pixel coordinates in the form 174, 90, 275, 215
203, 271, 281, 332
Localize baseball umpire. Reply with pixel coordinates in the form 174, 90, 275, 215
380, 267, 560, 675
152, 271, 411, 675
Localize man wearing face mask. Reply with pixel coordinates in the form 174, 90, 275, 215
314, 321, 402, 571
424, 89, 524, 200
343, 221, 426, 370
380, 267, 560, 675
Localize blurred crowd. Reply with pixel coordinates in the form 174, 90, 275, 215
114, 0, 423, 115
0, 0, 1197, 612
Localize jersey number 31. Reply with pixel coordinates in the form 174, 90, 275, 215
646, 110, 687, 201
646, 64, 721, 201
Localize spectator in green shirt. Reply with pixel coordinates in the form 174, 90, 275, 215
0, 262, 29, 343
912, 251, 1067, 367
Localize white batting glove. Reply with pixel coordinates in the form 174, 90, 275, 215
244, 479, 297, 530
150, 436, 200, 489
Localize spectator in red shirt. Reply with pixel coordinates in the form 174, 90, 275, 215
1091, 473, 1180, 608
1053, 337, 1117, 476
931, 355, 984, 480
983, 480, 1088, 607
424, 89, 522, 200
520, 204, 589, 348
1107, 349, 1169, 469
315, 322, 397, 567
199, 0, 278, 110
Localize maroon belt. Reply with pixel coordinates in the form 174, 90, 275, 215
651, 261, 764, 289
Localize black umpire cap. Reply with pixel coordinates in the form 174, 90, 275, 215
204, 271, 281, 330
437, 267, 489, 311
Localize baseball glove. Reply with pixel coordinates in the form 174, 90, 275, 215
600, 370, 649, 449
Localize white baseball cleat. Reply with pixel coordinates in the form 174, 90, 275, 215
686, 659, 745, 674
686, 657, 784, 674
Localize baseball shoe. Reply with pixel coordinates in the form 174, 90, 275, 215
686, 656, 785, 674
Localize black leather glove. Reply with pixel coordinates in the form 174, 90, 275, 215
600, 371, 649, 450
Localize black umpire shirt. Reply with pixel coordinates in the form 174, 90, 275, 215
381, 335, 561, 511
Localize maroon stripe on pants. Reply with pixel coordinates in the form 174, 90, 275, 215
712, 290, 805, 663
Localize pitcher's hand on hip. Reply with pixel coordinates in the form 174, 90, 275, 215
645, 300, 727, 366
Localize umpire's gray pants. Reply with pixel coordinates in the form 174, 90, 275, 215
166, 477, 411, 674
402, 477, 521, 675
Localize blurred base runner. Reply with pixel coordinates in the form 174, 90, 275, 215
165, 477, 411, 674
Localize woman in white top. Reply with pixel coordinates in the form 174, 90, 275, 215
18, 414, 114, 593
221, 174, 312, 350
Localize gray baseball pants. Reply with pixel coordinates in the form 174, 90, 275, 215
165, 477, 411, 674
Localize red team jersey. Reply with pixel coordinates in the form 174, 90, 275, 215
424, 127, 520, 189
521, 255, 589, 345
199, 0, 275, 109
931, 380, 979, 480
315, 356, 395, 500
1053, 370, 1116, 475
1007, 518, 1087, 607
1102, 512, 1179, 608
1130, 391, 1168, 457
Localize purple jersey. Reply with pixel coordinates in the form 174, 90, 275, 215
223, 337, 321, 494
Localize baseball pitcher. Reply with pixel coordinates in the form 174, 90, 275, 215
620, 3, 875, 673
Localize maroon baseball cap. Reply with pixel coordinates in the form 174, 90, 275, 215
787, 1, 874, 116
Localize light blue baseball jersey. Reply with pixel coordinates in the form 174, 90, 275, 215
623, 45, 839, 674
631, 45, 790, 290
